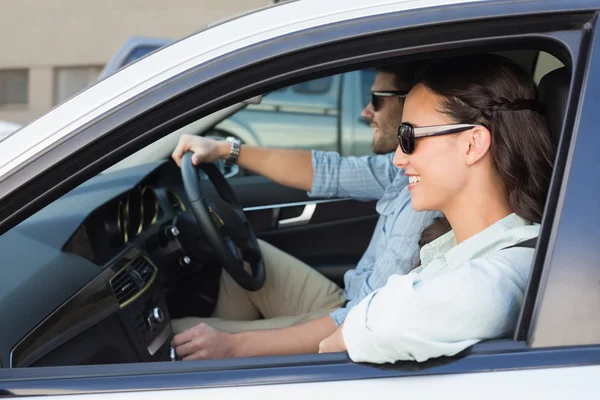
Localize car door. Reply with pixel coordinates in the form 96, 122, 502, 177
1, 1, 600, 399
234, 176, 379, 288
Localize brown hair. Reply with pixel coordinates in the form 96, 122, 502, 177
375, 61, 427, 91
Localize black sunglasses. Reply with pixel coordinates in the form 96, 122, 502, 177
397, 122, 481, 154
371, 90, 408, 112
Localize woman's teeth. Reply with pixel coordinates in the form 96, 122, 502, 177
409, 176, 421, 184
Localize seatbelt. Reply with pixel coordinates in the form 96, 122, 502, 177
501, 237, 538, 250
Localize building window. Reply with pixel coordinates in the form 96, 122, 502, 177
0, 69, 29, 106
54, 66, 103, 105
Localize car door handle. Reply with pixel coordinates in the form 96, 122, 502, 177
278, 203, 316, 228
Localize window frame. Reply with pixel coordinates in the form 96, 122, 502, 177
2, 343, 600, 395
0, 3, 597, 395
523, 16, 600, 349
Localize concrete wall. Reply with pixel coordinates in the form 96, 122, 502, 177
0, 0, 272, 125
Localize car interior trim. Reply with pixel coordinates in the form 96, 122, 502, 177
141, 185, 160, 228
278, 203, 317, 228
243, 198, 350, 212
147, 325, 172, 356
125, 186, 144, 238
165, 188, 187, 213
9, 248, 156, 368
109, 254, 158, 309
117, 200, 128, 244
9, 264, 122, 368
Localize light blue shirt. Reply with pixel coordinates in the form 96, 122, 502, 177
342, 213, 539, 364
309, 151, 440, 326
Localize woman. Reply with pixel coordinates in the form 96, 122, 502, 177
319, 54, 555, 363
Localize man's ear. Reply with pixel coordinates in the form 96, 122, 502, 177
465, 126, 491, 166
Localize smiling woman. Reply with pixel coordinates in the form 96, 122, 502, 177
331, 54, 555, 364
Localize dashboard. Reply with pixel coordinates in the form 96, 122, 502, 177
65, 183, 187, 266
0, 160, 195, 368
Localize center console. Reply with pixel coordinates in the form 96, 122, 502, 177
111, 254, 174, 363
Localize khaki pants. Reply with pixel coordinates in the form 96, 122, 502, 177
171, 239, 346, 334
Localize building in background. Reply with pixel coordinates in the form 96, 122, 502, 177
0, 0, 276, 125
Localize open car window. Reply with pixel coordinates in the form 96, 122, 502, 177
106, 69, 378, 178
1, 47, 564, 370
0, 4, 597, 397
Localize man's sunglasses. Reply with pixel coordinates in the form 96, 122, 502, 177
397, 122, 480, 154
371, 91, 408, 112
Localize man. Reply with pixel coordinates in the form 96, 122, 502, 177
170, 64, 438, 360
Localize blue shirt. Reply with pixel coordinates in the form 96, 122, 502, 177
342, 213, 539, 364
309, 151, 440, 326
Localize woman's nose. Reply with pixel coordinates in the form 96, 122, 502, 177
393, 145, 409, 168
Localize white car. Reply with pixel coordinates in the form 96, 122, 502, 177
0, 0, 598, 399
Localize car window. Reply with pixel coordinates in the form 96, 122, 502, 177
292, 77, 333, 94
104, 69, 378, 180
210, 69, 377, 167
1, 56, 559, 372
534, 51, 564, 84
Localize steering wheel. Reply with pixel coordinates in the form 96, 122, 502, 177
180, 152, 265, 291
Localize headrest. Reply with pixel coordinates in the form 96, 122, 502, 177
538, 67, 570, 144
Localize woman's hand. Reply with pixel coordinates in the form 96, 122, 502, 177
318, 323, 347, 353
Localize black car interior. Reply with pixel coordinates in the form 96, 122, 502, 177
0, 47, 570, 369
538, 67, 570, 143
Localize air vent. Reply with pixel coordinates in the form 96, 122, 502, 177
110, 256, 157, 307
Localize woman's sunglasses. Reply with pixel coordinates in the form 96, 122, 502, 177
371, 91, 408, 112
397, 122, 481, 154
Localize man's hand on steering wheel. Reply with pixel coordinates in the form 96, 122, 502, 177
172, 134, 266, 291
172, 134, 230, 166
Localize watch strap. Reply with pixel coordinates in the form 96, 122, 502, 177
225, 137, 241, 165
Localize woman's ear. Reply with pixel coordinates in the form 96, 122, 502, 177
465, 126, 491, 166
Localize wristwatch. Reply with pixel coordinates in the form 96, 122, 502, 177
225, 136, 241, 165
